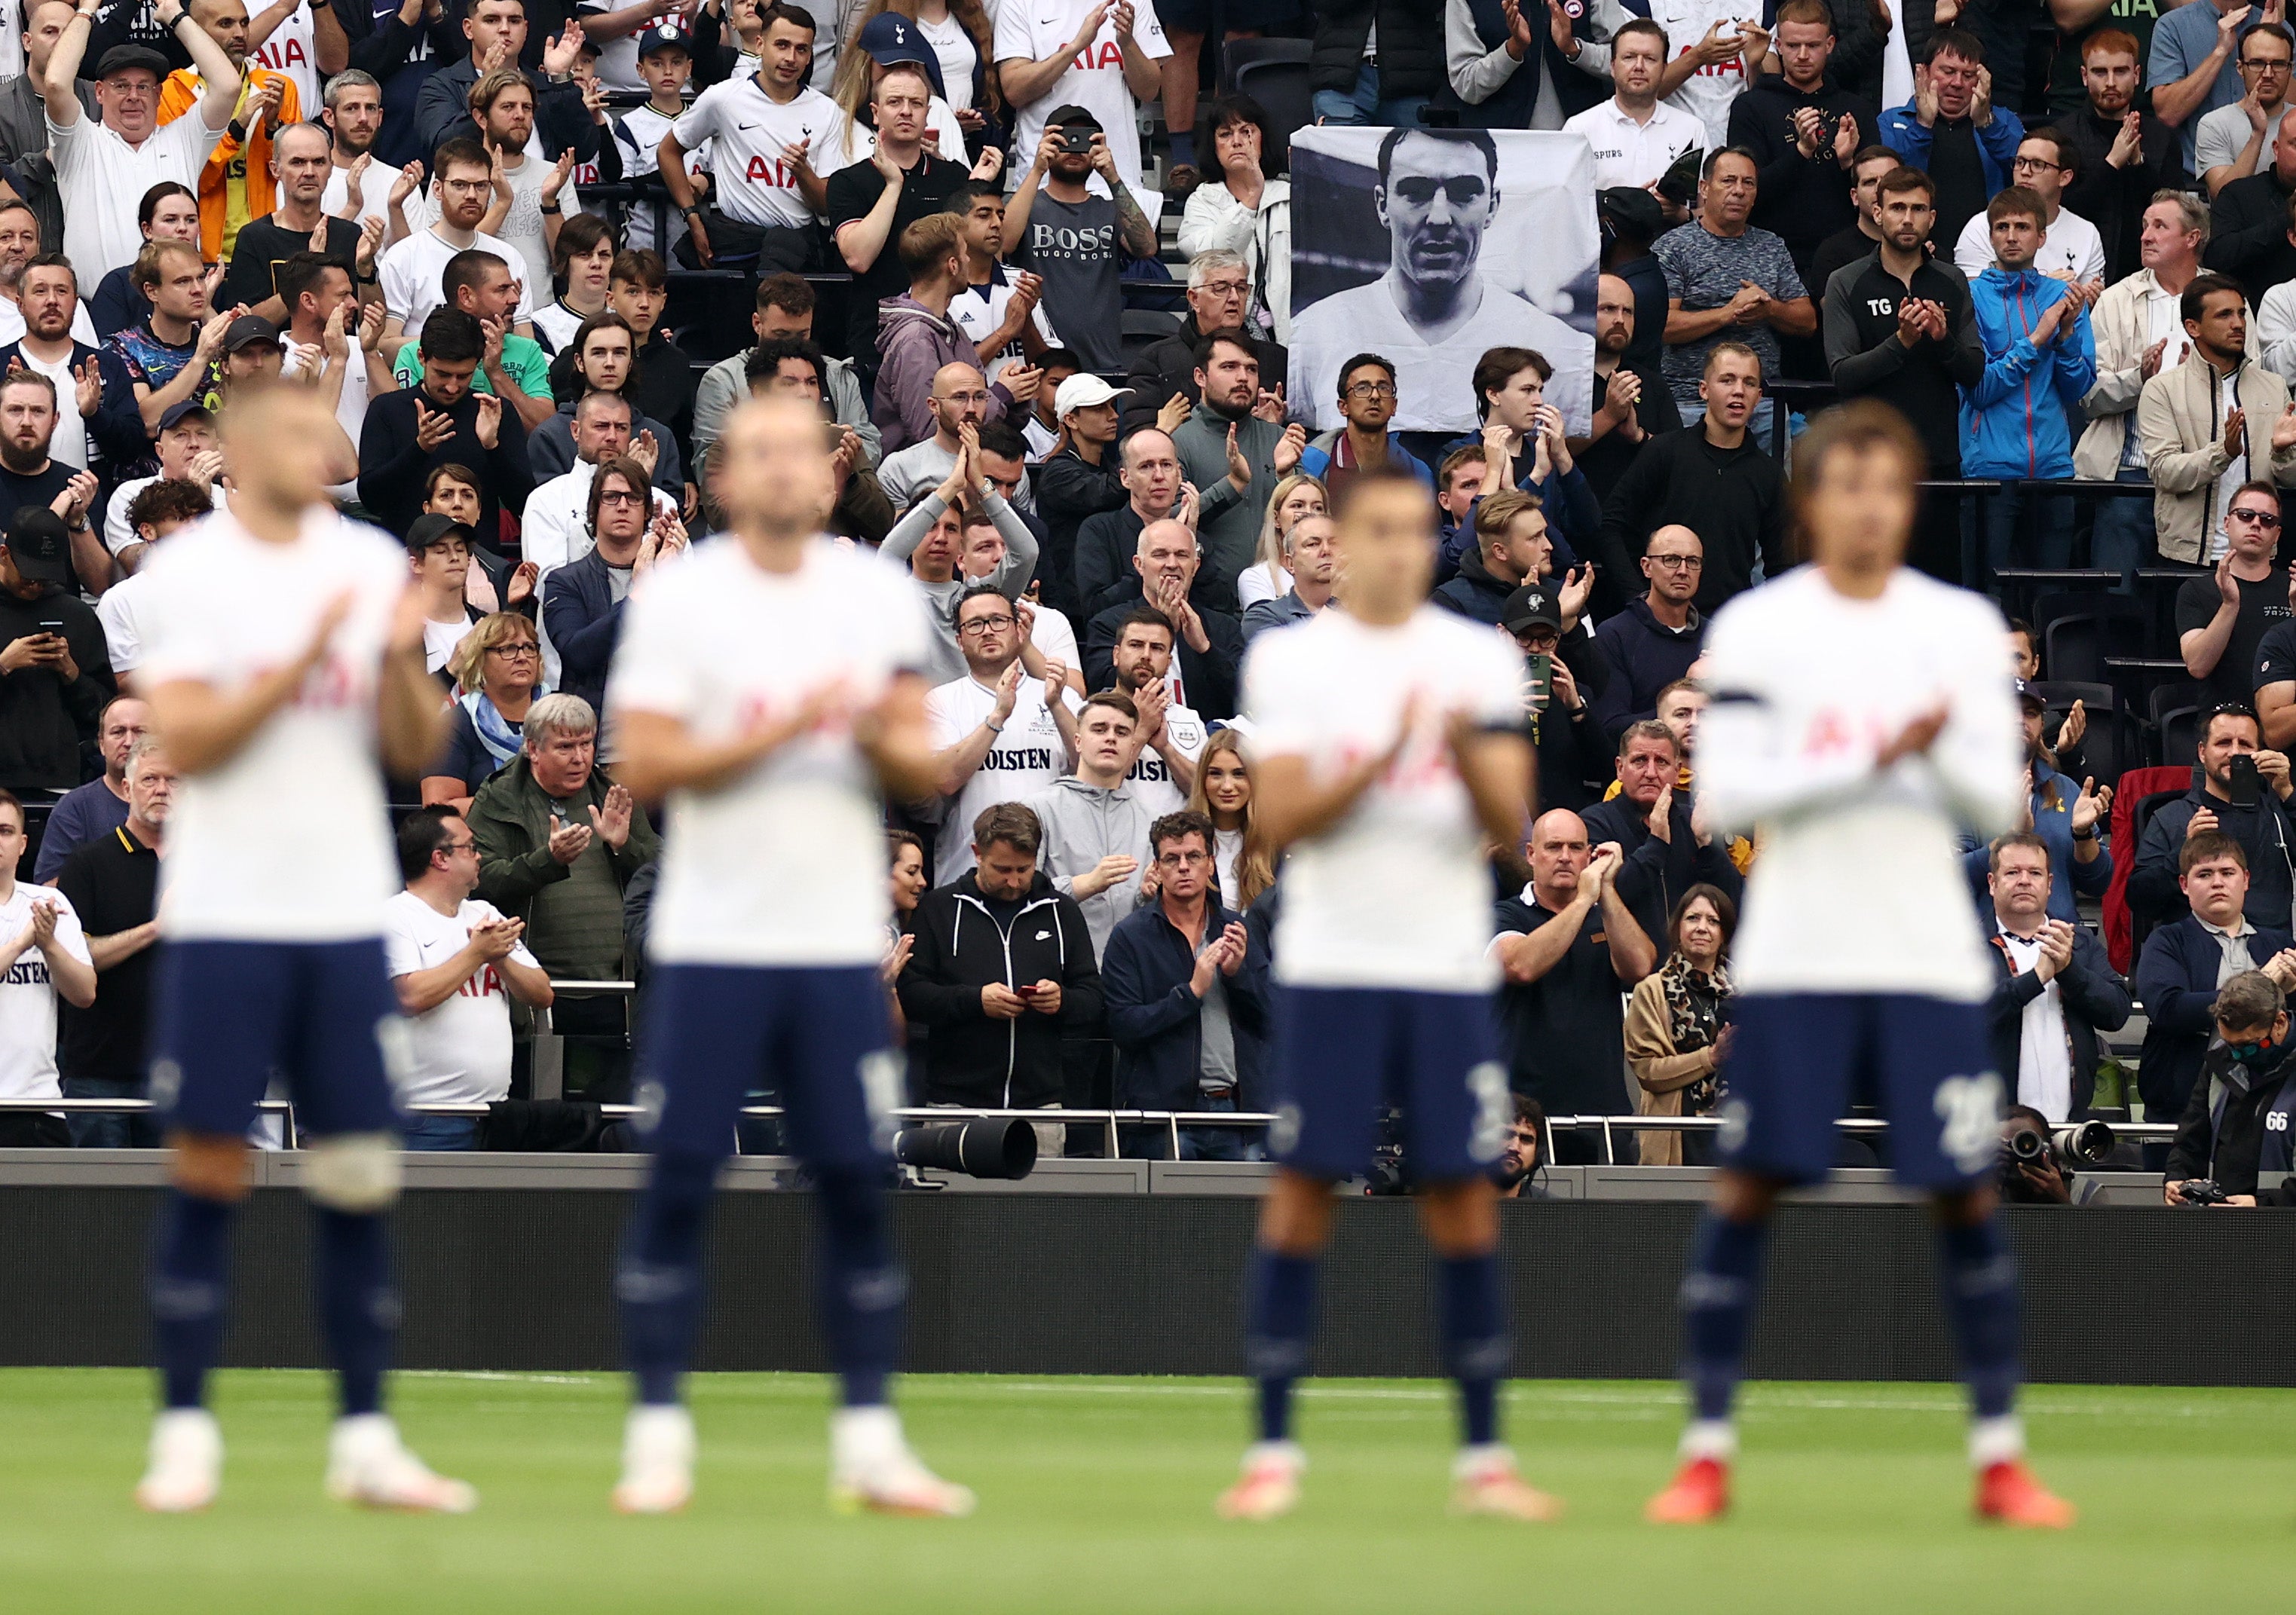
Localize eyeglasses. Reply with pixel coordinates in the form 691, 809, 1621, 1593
1391, 176, 1489, 207
1196, 279, 1248, 300
1159, 850, 1209, 867
959, 614, 1015, 635
596, 488, 644, 507
2230, 506, 2282, 527
1648, 554, 1703, 570
2010, 155, 2063, 173
489, 643, 540, 659
1345, 380, 1398, 399
440, 839, 478, 854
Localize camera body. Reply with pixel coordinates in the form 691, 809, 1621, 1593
1998, 1120, 2114, 1185
1059, 127, 1096, 157
2180, 1177, 2231, 1206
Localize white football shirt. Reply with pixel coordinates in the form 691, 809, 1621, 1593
925, 665, 1077, 884
49, 109, 224, 284
0, 882, 89, 1101
993, 0, 1170, 187
1697, 565, 2023, 1001
248, 4, 320, 115
670, 76, 843, 231
382, 891, 534, 1106
1645, 0, 1756, 146
135, 507, 412, 941
1125, 699, 1205, 817
378, 226, 540, 337
609, 537, 933, 965
1244, 607, 1525, 991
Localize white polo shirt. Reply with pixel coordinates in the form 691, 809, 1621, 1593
1560, 97, 1707, 191
48, 108, 225, 284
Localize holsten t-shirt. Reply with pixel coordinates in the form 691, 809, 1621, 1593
924, 667, 1079, 885
607, 537, 934, 968
135, 508, 412, 941
1244, 607, 1525, 992
0, 882, 90, 1100
382, 891, 536, 1106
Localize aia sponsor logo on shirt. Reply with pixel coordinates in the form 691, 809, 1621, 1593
1802, 708, 1895, 756
252, 34, 306, 74
743, 136, 812, 189
458, 963, 504, 999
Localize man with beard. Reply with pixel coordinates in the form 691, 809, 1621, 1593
413, 0, 596, 161
2057, 30, 2186, 286
1572, 270, 1679, 507
216, 120, 377, 322
461, 69, 579, 297
318, 69, 396, 232
377, 137, 537, 345
0, 254, 142, 485
1004, 105, 1157, 378
1655, 146, 1814, 443
1823, 164, 1979, 579
1596, 343, 1786, 613
1104, 606, 1204, 816
1084, 520, 1243, 722
0, 372, 96, 534
1167, 332, 1303, 610
1121, 249, 1287, 436
1293, 125, 1587, 436
1493, 1098, 1548, 1200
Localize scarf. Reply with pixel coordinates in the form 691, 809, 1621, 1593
460, 690, 536, 769
1659, 951, 1732, 1115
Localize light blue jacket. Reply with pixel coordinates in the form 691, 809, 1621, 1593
1960, 266, 2096, 480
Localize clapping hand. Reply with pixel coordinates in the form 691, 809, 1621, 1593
413, 398, 456, 451
587, 782, 634, 849
546, 811, 594, 865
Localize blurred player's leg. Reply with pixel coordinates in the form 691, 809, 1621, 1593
1220, 1168, 1327, 1522
1648, 1176, 1777, 1524
140, 1139, 238, 1513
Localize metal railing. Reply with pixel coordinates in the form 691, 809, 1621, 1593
1541, 1112, 2178, 1168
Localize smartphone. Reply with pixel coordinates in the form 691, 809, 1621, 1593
1526, 652, 1551, 714
2231, 753, 2261, 809
1060, 127, 1095, 155
36, 619, 62, 632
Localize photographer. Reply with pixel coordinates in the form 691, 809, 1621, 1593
1998, 1106, 2074, 1206
2163, 970, 2296, 1207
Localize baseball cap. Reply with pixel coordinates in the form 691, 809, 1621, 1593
6, 507, 72, 587
2014, 678, 2046, 711
158, 400, 216, 434
1055, 374, 1131, 418
222, 314, 278, 353
637, 22, 691, 57
1046, 102, 1103, 133
1597, 186, 1664, 246
94, 44, 169, 79
1501, 584, 1562, 637
406, 512, 475, 554
855, 11, 947, 98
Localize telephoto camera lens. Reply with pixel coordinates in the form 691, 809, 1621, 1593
894, 1118, 1039, 1180
2050, 1121, 2114, 1168
2002, 1127, 2047, 1165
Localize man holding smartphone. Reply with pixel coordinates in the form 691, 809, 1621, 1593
2128, 704, 2296, 933
0, 507, 113, 800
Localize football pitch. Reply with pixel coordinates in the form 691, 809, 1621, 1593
2, 1369, 2288, 1613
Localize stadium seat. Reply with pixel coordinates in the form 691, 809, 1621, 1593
2147, 681, 2206, 769
2031, 680, 2123, 785
1121, 307, 1182, 371
2033, 592, 2145, 685
1221, 39, 1313, 165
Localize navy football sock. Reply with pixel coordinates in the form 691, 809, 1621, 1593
1437, 1254, 1508, 1447
1681, 1210, 1770, 1424
1936, 1216, 2021, 1422
314, 1209, 396, 1419
151, 1191, 235, 1411
813, 1165, 903, 1409
617, 1150, 719, 1408
1244, 1251, 1317, 1444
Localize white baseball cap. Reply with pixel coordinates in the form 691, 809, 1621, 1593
1055, 374, 1133, 419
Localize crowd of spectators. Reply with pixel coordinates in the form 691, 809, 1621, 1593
0, 0, 2289, 1194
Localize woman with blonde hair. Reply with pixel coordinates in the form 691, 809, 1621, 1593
822, 3, 976, 170
421, 613, 547, 813
1237, 473, 1326, 610
1625, 884, 1737, 1167
1186, 729, 1274, 911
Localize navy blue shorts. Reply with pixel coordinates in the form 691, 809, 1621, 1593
148, 938, 404, 1139
1717, 992, 2003, 1190
635, 963, 899, 1167
1269, 984, 1511, 1183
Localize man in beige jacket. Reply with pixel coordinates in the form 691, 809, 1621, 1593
2136, 272, 2296, 565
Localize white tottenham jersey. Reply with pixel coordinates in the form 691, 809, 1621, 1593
1697, 565, 2024, 1002
0, 883, 88, 1100
608, 537, 934, 967
136, 507, 411, 941
1244, 607, 1525, 992
670, 78, 843, 231
1125, 699, 1205, 817
382, 892, 534, 1106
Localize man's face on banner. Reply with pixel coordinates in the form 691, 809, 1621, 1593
1376, 133, 1501, 298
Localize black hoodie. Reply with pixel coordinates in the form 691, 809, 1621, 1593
2167, 1035, 2296, 1202
898, 870, 1104, 1109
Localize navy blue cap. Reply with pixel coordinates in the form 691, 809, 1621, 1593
637, 22, 692, 58
855, 11, 947, 100
2014, 678, 2044, 710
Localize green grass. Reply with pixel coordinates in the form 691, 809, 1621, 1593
2, 1369, 2289, 1612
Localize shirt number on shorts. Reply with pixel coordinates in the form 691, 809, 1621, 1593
1933, 1072, 2004, 1176
1467, 1061, 1512, 1164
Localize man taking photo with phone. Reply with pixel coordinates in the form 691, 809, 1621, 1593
2128, 703, 2296, 932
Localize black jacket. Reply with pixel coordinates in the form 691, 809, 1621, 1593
357, 384, 534, 538
1076, 502, 1150, 619
2206, 166, 2296, 301
540, 548, 626, 720
1984, 922, 2132, 1121
2166, 1036, 2296, 1200
1823, 250, 1983, 476
1428, 546, 1523, 626
1309, 0, 1443, 100
1118, 314, 1288, 438
1102, 898, 1270, 1116
1728, 74, 1866, 274
2129, 782, 2296, 932
897, 873, 1104, 1109
2059, 106, 2187, 284
1085, 598, 1244, 720
0, 587, 111, 792
1596, 427, 1787, 614
1590, 595, 1704, 745
2133, 913, 2296, 1121
1576, 356, 1681, 510
1036, 445, 1125, 624
1581, 791, 1744, 947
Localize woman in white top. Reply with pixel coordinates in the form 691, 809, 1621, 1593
533, 214, 617, 354
1237, 472, 1326, 610
1185, 728, 1274, 912
1177, 93, 1293, 345
867, 0, 1000, 139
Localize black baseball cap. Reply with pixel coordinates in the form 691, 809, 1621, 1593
94, 44, 169, 79
1502, 584, 1562, 636
1046, 103, 1103, 133
6, 507, 72, 586
222, 314, 278, 353
158, 400, 214, 433
1597, 186, 1664, 245
406, 513, 474, 554
2014, 678, 2046, 711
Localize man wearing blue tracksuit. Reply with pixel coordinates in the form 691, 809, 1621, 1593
1960, 187, 2097, 592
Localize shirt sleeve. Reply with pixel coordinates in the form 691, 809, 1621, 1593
992, 0, 1031, 61
602, 567, 699, 718
1769, 237, 1807, 301
1128, 0, 1171, 60
925, 684, 965, 747
669, 84, 721, 150
382, 904, 424, 977
378, 243, 414, 325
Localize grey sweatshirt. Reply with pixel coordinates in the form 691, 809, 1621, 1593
880, 490, 1039, 688
1024, 775, 1156, 960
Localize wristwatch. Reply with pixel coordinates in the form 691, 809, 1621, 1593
540, 202, 561, 215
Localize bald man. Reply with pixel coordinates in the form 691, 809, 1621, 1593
1593, 524, 1707, 744
1082, 519, 1246, 720
1076, 427, 1188, 617
1489, 808, 1656, 1163
877, 362, 1006, 517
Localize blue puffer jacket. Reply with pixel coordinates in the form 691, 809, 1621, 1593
1960, 265, 2096, 479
